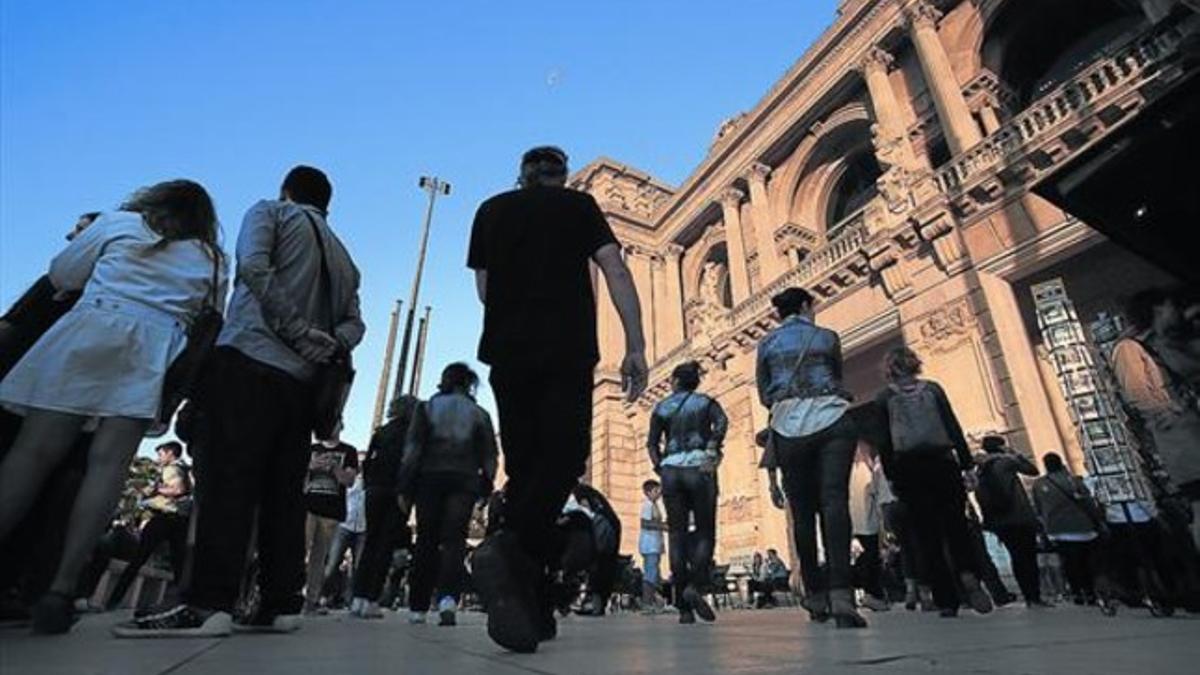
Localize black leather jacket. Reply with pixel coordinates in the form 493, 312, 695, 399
756, 315, 848, 407
646, 390, 729, 469
396, 392, 498, 497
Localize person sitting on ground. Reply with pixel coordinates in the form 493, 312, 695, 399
568, 483, 622, 617
105, 441, 192, 612
749, 549, 790, 608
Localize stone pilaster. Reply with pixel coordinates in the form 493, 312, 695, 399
717, 188, 751, 304
908, 2, 983, 155
744, 163, 785, 285
864, 240, 913, 302
914, 211, 968, 274
662, 244, 686, 349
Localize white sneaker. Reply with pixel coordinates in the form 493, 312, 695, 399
349, 598, 365, 616
437, 597, 458, 626
360, 601, 383, 619
231, 611, 301, 634
408, 611, 427, 624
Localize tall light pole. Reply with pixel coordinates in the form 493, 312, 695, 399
371, 299, 402, 429
393, 176, 450, 404
408, 305, 433, 396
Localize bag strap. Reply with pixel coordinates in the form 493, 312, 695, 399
782, 321, 821, 398
664, 391, 695, 449
300, 211, 337, 335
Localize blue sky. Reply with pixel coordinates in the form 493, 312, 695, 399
0, 0, 833, 452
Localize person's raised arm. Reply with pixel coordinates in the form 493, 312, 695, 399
593, 243, 647, 402
49, 213, 110, 292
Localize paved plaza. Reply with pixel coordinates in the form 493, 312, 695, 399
2, 604, 1198, 674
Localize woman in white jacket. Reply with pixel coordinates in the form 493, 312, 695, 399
0, 180, 228, 634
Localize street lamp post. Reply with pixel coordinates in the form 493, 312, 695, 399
392, 175, 450, 404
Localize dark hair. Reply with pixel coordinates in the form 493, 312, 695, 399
771, 287, 814, 319
519, 146, 569, 188
1125, 287, 1172, 332
438, 362, 479, 395
156, 441, 184, 458
884, 347, 923, 381
767, 548, 778, 556
281, 165, 333, 212
389, 394, 420, 428
642, 479, 660, 493
671, 360, 702, 391
1043, 452, 1065, 473
981, 435, 1007, 453
120, 180, 221, 256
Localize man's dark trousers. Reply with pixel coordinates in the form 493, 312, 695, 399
185, 347, 312, 614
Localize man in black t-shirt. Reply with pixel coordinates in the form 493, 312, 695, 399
467, 146, 647, 653
302, 434, 358, 613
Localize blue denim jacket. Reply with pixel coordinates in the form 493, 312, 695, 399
756, 315, 847, 408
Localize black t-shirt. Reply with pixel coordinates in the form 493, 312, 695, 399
304, 442, 359, 521
467, 186, 619, 366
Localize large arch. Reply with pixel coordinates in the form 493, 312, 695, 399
773, 103, 878, 242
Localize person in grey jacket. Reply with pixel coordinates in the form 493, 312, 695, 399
646, 360, 727, 624
397, 363, 498, 627
756, 287, 864, 628
1032, 452, 1103, 604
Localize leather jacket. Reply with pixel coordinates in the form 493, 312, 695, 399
396, 392, 498, 496
646, 390, 729, 468
756, 315, 847, 407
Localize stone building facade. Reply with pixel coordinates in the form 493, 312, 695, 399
572, 0, 1199, 564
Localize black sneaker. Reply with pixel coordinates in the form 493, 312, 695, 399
472, 532, 540, 653
112, 605, 232, 638
539, 608, 557, 642
31, 592, 76, 635
678, 609, 696, 624
682, 587, 715, 623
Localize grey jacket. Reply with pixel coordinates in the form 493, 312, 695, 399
756, 315, 847, 408
219, 200, 364, 381
1032, 471, 1101, 537
646, 391, 729, 468
397, 393, 499, 496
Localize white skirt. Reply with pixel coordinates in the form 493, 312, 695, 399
0, 294, 188, 420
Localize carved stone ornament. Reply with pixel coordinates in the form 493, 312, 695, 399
860, 46, 894, 74
864, 241, 913, 300
588, 168, 669, 220
908, 1, 943, 30
876, 166, 913, 214
745, 162, 772, 184
712, 112, 748, 149
916, 212, 967, 272
915, 299, 977, 354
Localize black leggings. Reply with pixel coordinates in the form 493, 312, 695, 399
106, 512, 188, 607
408, 473, 477, 612
352, 488, 403, 601
1056, 540, 1099, 597
773, 414, 857, 594
661, 466, 718, 593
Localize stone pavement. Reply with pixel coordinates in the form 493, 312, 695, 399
2, 604, 1197, 675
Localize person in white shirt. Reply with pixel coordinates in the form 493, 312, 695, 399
0, 180, 227, 634
323, 470, 368, 609
638, 479, 666, 610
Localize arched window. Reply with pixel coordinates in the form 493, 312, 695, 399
825, 150, 881, 239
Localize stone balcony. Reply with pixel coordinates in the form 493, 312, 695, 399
936, 12, 1199, 215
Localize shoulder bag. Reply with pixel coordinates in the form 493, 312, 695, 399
302, 212, 356, 440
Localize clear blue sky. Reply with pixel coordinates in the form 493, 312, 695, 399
0, 0, 833, 453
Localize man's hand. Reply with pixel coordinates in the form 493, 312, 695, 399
621, 350, 648, 403
296, 328, 339, 364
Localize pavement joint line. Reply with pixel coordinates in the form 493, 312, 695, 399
154, 638, 226, 675
394, 621, 559, 675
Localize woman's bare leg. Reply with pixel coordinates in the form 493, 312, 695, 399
0, 409, 86, 539
47, 416, 148, 596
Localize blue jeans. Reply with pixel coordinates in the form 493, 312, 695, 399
642, 553, 662, 586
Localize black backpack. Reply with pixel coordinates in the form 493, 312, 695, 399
976, 460, 1016, 519
886, 382, 953, 457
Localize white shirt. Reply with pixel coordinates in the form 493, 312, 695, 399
769, 396, 848, 439
638, 497, 665, 555
341, 477, 366, 533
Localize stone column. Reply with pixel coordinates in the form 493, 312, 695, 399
661, 244, 686, 349
908, 2, 983, 155
979, 104, 1003, 135
744, 164, 784, 286
717, 188, 751, 305
860, 47, 905, 141
977, 272, 1066, 461
626, 247, 658, 362
651, 253, 670, 357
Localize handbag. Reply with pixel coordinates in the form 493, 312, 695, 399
302, 212, 356, 440
153, 246, 223, 436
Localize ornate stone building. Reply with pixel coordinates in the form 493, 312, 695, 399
572, 0, 1199, 563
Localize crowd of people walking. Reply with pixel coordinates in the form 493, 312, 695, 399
0, 147, 1197, 658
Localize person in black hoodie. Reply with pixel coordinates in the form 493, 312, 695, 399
348, 395, 418, 618
397, 363, 498, 627
874, 347, 993, 618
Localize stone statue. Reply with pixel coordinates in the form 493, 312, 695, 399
698, 261, 728, 308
